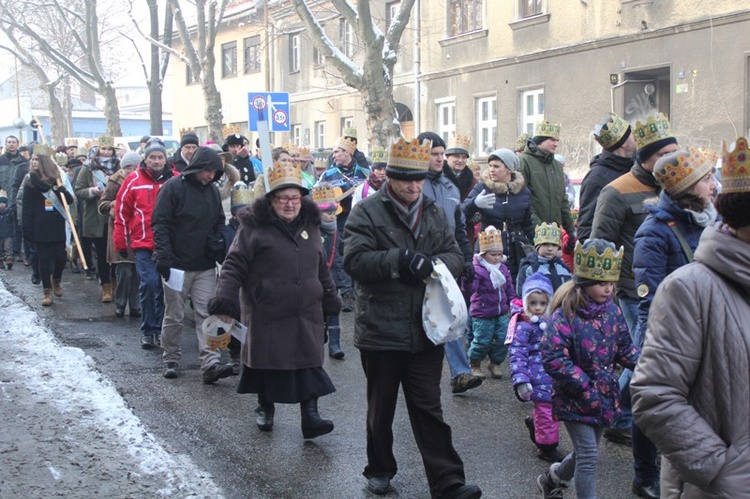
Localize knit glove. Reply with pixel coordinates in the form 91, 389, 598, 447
156, 261, 171, 281
474, 190, 496, 210
515, 383, 533, 402
564, 236, 577, 253
398, 249, 434, 284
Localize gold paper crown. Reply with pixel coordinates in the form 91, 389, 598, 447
230, 182, 253, 208
342, 127, 357, 139
284, 142, 300, 155
478, 226, 504, 253
84, 139, 97, 151
297, 146, 311, 158
634, 113, 673, 151
720, 137, 750, 194
222, 123, 241, 138
335, 136, 356, 154
98, 135, 114, 148
312, 185, 338, 205
534, 121, 561, 139
65, 138, 78, 147
446, 134, 472, 154
267, 161, 304, 192
593, 113, 631, 150
179, 127, 195, 136
574, 241, 624, 283
534, 222, 562, 247
33, 144, 54, 157
371, 146, 387, 164
654, 147, 715, 196
53, 152, 69, 167
314, 157, 329, 170
387, 138, 431, 171
515, 133, 530, 152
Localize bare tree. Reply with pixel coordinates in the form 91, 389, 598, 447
291, 0, 416, 147
0, 0, 124, 136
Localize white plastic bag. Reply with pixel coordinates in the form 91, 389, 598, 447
422, 258, 468, 345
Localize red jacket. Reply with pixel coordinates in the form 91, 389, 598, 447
113, 166, 176, 252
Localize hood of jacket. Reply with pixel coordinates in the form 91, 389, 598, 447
480, 168, 526, 195
181, 146, 225, 183
523, 141, 554, 164
695, 224, 750, 290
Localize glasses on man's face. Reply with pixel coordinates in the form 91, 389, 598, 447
274, 195, 302, 205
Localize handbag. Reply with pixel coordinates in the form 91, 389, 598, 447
422, 258, 468, 345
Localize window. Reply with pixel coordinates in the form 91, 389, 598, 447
291, 124, 301, 147
221, 41, 237, 78
243, 35, 261, 74
448, 0, 482, 36
289, 34, 300, 73
386, 1, 401, 29
476, 96, 497, 156
340, 117, 354, 136
436, 100, 456, 143
519, 0, 543, 18
339, 18, 354, 58
314, 121, 327, 149
521, 88, 545, 136
313, 46, 325, 66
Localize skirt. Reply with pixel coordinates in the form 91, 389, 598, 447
236, 365, 336, 404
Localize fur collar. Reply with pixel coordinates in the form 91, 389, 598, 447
239, 196, 321, 227
480, 168, 526, 195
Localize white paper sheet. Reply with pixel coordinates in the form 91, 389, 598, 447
164, 268, 185, 292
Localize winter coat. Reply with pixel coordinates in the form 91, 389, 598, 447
75, 160, 119, 238
518, 142, 575, 236
343, 185, 463, 353
633, 192, 707, 343
0, 203, 13, 239
320, 221, 342, 271
423, 171, 473, 263
510, 316, 553, 403
0, 151, 20, 192
631, 224, 750, 498
542, 296, 637, 426
232, 155, 256, 185
152, 148, 226, 271
590, 162, 660, 300
467, 254, 516, 318
9, 156, 29, 209
21, 172, 74, 244
443, 163, 477, 201
318, 160, 370, 228
208, 197, 340, 370
462, 169, 533, 277
98, 168, 135, 264
113, 165, 176, 253
577, 151, 634, 241
516, 253, 573, 294
169, 149, 189, 173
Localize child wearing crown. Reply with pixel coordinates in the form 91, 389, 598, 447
536, 239, 638, 498
508, 272, 568, 464
465, 225, 517, 379
516, 222, 573, 294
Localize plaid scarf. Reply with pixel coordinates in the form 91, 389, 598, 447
386, 183, 423, 239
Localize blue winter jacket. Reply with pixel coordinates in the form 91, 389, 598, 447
633, 192, 708, 344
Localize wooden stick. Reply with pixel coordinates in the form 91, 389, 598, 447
55, 177, 88, 270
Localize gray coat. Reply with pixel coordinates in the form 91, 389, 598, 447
631, 225, 750, 498
343, 184, 463, 353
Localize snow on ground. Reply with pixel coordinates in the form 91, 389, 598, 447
0, 281, 224, 498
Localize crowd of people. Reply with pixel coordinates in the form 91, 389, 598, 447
0, 114, 748, 499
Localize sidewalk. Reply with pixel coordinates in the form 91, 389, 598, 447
0, 281, 224, 498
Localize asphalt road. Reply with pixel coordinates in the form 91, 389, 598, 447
1, 265, 641, 499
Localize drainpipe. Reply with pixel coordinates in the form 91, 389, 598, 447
413, 0, 421, 135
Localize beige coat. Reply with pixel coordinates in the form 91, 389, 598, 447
631, 224, 750, 498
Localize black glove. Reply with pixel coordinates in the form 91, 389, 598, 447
398, 249, 434, 284
564, 236, 577, 253
322, 292, 342, 316
156, 262, 171, 281
54, 185, 69, 199
118, 250, 128, 259
462, 261, 475, 283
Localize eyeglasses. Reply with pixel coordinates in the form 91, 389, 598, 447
274, 195, 302, 205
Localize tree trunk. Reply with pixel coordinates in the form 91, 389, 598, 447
202, 54, 223, 141
46, 86, 68, 145
101, 83, 123, 137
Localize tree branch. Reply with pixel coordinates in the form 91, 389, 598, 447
385, 0, 415, 57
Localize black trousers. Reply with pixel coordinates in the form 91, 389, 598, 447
36, 241, 66, 289
81, 235, 110, 284
360, 346, 466, 496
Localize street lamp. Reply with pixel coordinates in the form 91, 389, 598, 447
13, 117, 25, 143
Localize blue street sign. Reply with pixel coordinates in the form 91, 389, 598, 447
248, 92, 290, 132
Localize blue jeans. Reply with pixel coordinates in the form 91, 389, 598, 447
469, 315, 510, 365
444, 337, 471, 380
135, 249, 164, 338
614, 297, 640, 430
555, 422, 604, 499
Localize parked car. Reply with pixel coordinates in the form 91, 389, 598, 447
114, 136, 180, 154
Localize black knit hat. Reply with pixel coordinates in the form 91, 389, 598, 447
180, 132, 200, 148
225, 133, 246, 147
416, 131, 446, 149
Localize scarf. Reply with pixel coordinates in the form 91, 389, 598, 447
477, 254, 507, 313
97, 157, 118, 176
387, 184, 423, 238
576, 294, 613, 320
686, 203, 718, 228
320, 218, 337, 234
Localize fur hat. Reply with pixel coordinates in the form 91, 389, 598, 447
522, 272, 553, 314
487, 148, 519, 172
120, 151, 142, 169
144, 138, 167, 158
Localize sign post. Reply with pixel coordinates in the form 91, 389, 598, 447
248, 92, 290, 191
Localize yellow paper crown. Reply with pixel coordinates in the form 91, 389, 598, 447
387, 138, 431, 171
65, 138, 78, 147
335, 136, 356, 154
222, 123, 241, 138
230, 182, 252, 208
478, 226, 504, 253
371, 146, 387, 164
534, 222, 562, 247
342, 127, 357, 139
515, 133, 530, 152
284, 142, 299, 155
54, 152, 69, 167
534, 121, 561, 139
314, 157, 328, 170
720, 137, 750, 194
654, 147, 715, 196
574, 241, 624, 283
33, 144, 54, 157
179, 127, 195, 136
267, 161, 304, 192
634, 113, 673, 151
312, 185, 338, 205
297, 146, 311, 158
447, 134, 472, 153
593, 113, 631, 150
98, 135, 115, 148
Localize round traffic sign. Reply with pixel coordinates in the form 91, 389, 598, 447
252, 95, 267, 111
273, 109, 288, 126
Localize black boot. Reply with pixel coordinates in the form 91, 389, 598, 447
525, 415, 536, 444
328, 326, 344, 359
256, 394, 275, 431
300, 398, 333, 439
536, 443, 566, 463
